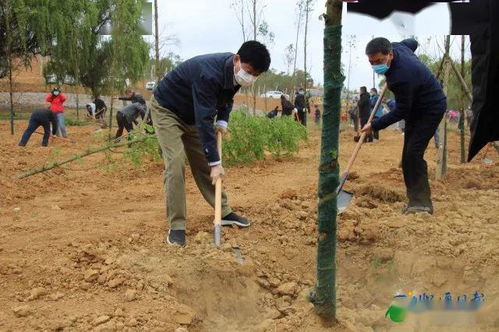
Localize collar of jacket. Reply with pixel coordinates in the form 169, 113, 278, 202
224, 55, 239, 91
385, 48, 400, 77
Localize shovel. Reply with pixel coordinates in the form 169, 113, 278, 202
214, 131, 224, 247
336, 84, 388, 214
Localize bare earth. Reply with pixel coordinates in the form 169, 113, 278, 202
0, 119, 498, 332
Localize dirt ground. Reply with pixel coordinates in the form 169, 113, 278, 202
0, 117, 498, 332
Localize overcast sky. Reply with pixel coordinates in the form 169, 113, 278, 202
152, 1, 471, 91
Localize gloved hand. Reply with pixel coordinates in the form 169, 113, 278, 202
210, 164, 225, 185
215, 120, 228, 135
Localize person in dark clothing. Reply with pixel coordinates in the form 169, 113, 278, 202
267, 106, 280, 119
280, 95, 295, 117
361, 38, 447, 215
294, 88, 307, 126
151, 40, 271, 246
358, 86, 372, 142
349, 98, 359, 131
119, 90, 146, 106
19, 109, 58, 147
115, 103, 146, 139
86, 97, 108, 128
314, 104, 321, 126
369, 88, 384, 140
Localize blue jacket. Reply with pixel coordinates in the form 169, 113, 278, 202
372, 39, 446, 131
370, 94, 384, 118
154, 53, 240, 165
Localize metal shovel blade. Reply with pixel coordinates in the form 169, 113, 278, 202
214, 224, 222, 247
337, 190, 353, 215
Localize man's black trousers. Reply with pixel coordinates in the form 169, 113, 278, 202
402, 112, 444, 208
19, 116, 51, 147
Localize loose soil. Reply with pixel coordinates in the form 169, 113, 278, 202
0, 119, 498, 332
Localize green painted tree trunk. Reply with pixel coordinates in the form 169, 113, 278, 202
459, 35, 466, 163
308, 0, 343, 320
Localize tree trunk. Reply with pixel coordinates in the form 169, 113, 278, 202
251, 0, 257, 115
76, 89, 80, 121
436, 36, 450, 180
293, 2, 303, 77
253, 0, 257, 40
308, 0, 343, 321
304, 0, 310, 92
241, 0, 246, 41
459, 35, 466, 163
5, 1, 15, 135
154, 0, 161, 81
108, 95, 114, 140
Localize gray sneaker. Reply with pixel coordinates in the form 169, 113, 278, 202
221, 212, 251, 228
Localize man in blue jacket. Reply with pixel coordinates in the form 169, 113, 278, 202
151, 41, 271, 246
361, 38, 446, 215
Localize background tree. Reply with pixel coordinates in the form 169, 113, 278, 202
1, 0, 45, 134
293, 0, 305, 77
254, 69, 314, 93
231, 0, 275, 114
42, 0, 149, 99
303, 0, 315, 93
284, 44, 295, 75
231, 0, 248, 42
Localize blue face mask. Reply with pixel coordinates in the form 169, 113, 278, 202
372, 63, 389, 75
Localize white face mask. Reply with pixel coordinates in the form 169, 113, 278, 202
53, 90, 60, 96
234, 63, 257, 87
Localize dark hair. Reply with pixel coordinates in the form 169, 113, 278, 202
366, 37, 392, 55
237, 41, 271, 74
370, 88, 378, 93
360, 86, 367, 93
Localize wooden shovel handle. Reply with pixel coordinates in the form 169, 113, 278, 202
214, 131, 223, 227
343, 84, 388, 174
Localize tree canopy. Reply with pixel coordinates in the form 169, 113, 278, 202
1, 0, 149, 97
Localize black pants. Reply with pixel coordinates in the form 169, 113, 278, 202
297, 109, 307, 126
351, 114, 359, 131
360, 116, 373, 142
115, 112, 134, 139
19, 117, 51, 147
402, 112, 444, 207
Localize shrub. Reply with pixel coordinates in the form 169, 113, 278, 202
65, 116, 89, 126
223, 109, 307, 165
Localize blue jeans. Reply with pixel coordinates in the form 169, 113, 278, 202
55, 113, 67, 137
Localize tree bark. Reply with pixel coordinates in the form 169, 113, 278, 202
154, 0, 160, 81
293, 1, 303, 77
308, 0, 343, 321
459, 35, 466, 163
253, 0, 257, 40
5, 1, 15, 135
436, 36, 450, 180
303, 0, 310, 92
